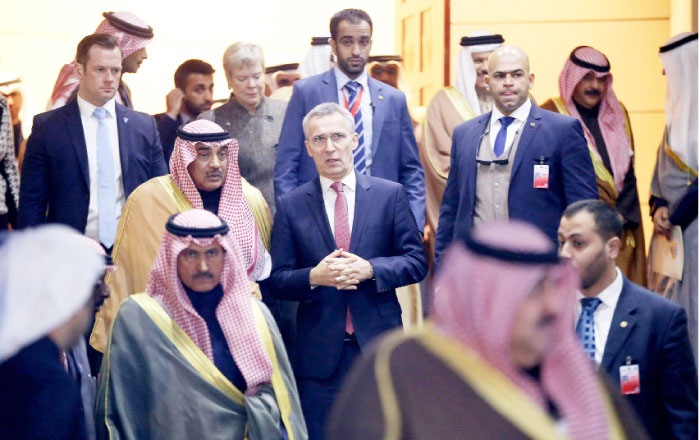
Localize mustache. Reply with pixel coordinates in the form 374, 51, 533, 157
584, 89, 602, 96
193, 272, 214, 280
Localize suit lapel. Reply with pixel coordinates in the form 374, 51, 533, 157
510, 101, 543, 178
320, 70, 339, 105
368, 78, 385, 153
64, 100, 90, 190
115, 104, 130, 181
306, 178, 336, 252
601, 278, 638, 371
349, 173, 370, 253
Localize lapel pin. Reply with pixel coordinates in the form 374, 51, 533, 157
620, 321, 628, 328
529, 122, 536, 127
123, 117, 129, 124
378, 95, 384, 100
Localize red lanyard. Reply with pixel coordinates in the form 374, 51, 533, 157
342, 85, 363, 116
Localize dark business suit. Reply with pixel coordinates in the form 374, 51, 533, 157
601, 277, 697, 439
18, 99, 167, 233
273, 69, 426, 229
153, 112, 183, 167
434, 103, 598, 264
269, 172, 427, 439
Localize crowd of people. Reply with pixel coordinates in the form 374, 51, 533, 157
0, 7, 697, 440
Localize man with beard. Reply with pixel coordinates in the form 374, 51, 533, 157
328, 221, 648, 440
434, 46, 597, 265
95, 210, 307, 439
421, 32, 502, 266
90, 120, 271, 353
559, 199, 697, 439
155, 59, 215, 165
49, 11, 153, 110
274, 8, 425, 231
542, 46, 646, 286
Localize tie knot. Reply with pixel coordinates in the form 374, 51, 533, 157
499, 116, 515, 128
331, 182, 344, 194
93, 107, 108, 120
581, 297, 602, 312
344, 81, 361, 93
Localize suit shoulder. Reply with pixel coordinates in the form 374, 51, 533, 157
623, 279, 684, 315
453, 113, 488, 136
278, 179, 315, 204
536, 106, 580, 126
32, 105, 70, 126
365, 175, 403, 192
291, 73, 326, 92
120, 105, 156, 123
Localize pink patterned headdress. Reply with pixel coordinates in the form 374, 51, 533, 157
433, 221, 611, 440
147, 209, 273, 395
170, 119, 266, 280
559, 46, 630, 191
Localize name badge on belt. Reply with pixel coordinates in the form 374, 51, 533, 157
620, 356, 640, 395
533, 164, 549, 189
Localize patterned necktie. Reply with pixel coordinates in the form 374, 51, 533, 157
576, 297, 602, 362
493, 116, 515, 157
344, 81, 366, 174
93, 107, 117, 248
331, 182, 354, 334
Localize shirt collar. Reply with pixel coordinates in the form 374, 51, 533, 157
320, 170, 357, 194
334, 66, 369, 92
576, 267, 623, 308
490, 99, 532, 126
77, 94, 117, 120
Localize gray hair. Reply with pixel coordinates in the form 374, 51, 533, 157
302, 102, 355, 137
222, 42, 265, 83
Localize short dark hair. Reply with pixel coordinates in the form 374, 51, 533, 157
174, 59, 215, 90
563, 199, 622, 241
330, 9, 373, 40
76, 34, 119, 65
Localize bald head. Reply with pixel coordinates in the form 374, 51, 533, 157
487, 46, 530, 73
485, 45, 534, 115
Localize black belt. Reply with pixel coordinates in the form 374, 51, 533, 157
343, 333, 357, 343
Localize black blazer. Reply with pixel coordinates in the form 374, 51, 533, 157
18, 99, 167, 232
268, 173, 427, 379
601, 277, 697, 439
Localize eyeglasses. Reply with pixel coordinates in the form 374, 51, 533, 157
308, 132, 350, 148
475, 125, 519, 166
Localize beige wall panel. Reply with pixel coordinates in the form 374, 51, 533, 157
451, 0, 668, 23
449, 20, 669, 111
396, 0, 445, 107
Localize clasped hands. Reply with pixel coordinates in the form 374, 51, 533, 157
309, 249, 374, 290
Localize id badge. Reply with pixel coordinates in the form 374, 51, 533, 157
619, 364, 641, 395
533, 165, 549, 189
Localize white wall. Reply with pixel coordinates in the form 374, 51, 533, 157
0, 0, 395, 119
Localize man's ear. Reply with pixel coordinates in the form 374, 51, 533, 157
606, 236, 621, 260
75, 63, 85, 79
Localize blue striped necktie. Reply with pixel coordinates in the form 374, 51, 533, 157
576, 297, 602, 362
344, 81, 366, 174
93, 107, 117, 248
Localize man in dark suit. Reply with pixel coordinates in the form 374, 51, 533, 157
559, 199, 697, 439
434, 45, 598, 265
153, 59, 215, 165
19, 33, 167, 250
269, 102, 427, 440
274, 8, 425, 229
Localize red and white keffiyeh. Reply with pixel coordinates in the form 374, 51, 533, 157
170, 120, 266, 280
147, 209, 273, 395
48, 11, 153, 109
433, 221, 611, 440
559, 46, 630, 191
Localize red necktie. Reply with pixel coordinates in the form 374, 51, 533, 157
331, 182, 354, 334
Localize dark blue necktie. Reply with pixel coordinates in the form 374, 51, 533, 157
493, 116, 515, 157
576, 297, 602, 362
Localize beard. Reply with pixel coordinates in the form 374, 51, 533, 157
184, 99, 210, 117
580, 248, 608, 290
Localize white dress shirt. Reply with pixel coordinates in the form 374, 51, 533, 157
575, 267, 624, 367
488, 99, 531, 154
319, 171, 356, 239
76, 94, 125, 242
334, 67, 374, 172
